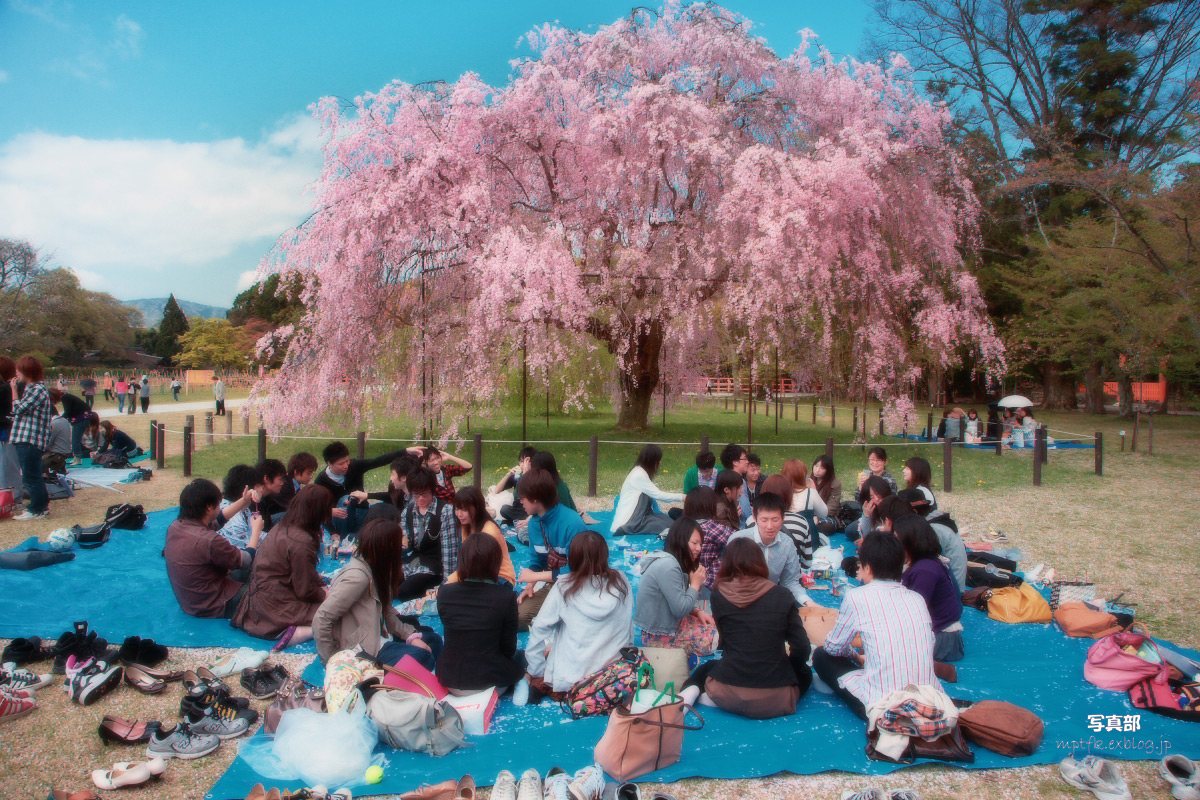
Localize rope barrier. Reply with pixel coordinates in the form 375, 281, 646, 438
1043, 427, 1098, 440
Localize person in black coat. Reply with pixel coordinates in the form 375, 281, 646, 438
315, 441, 408, 536
436, 533, 525, 693
679, 538, 811, 719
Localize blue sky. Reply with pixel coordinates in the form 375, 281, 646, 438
0, 0, 870, 309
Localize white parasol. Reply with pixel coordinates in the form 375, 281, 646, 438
996, 394, 1034, 408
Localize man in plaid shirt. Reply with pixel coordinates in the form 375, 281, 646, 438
411, 445, 472, 503
11, 357, 53, 519
398, 466, 461, 601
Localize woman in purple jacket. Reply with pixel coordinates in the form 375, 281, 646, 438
894, 514, 964, 662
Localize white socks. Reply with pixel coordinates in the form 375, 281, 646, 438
679, 685, 701, 707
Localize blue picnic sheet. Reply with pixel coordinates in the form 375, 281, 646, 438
888, 434, 1094, 450
1, 503, 1194, 798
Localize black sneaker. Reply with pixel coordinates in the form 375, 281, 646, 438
181, 684, 258, 724
181, 670, 252, 710
118, 636, 169, 667
51, 622, 89, 675
2, 636, 50, 666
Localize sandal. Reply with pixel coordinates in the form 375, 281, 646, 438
98, 716, 161, 745
123, 664, 166, 694
131, 664, 184, 683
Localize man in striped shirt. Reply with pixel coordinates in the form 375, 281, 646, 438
814, 532, 938, 720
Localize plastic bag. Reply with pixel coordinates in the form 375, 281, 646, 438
238, 707, 383, 788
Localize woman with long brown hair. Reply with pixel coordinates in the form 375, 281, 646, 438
233, 484, 331, 649
312, 518, 429, 666
678, 537, 812, 719
446, 485, 515, 585
524, 531, 633, 699
810, 454, 842, 533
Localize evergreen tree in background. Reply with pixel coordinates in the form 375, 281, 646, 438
149, 294, 190, 365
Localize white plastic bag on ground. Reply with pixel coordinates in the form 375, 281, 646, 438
238, 707, 383, 788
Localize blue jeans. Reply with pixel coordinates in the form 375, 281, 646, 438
15, 443, 47, 513
117, 393, 126, 413
377, 632, 444, 673
70, 418, 89, 460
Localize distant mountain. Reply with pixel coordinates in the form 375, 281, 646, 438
124, 298, 228, 328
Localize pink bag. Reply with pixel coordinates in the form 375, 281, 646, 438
1084, 629, 1170, 692
380, 654, 448, 700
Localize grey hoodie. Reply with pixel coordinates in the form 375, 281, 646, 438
634, 550, 699, 635
526, 574, 635, 692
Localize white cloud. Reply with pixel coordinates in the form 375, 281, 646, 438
237, 270, 260, 291
0, 71, 9, 84
0, 115, 324, 296
70, 266, 104, 289
111, 15, 144, 60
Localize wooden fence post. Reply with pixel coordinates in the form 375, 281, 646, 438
878, 413, 884, 436
831, 405, 836, 429
1033, 438, 1042, 487
257, 428, 267, 463
1095, 432, 1103, 476
1148, 413, 1154, 455
356, 431, 366, 460
1038, 426, 1049, 465
812, 404, 817, 425
473, 434, 483, 491
700, 435, 710, 454
825, 437, 834, 462
157, 423, 165, 469
243, 415, 250, 435
1131, 412, 1140, 452
588, 435, 599, 497
943, 437, 953, 493
926, 411, 934, 441
185, 415, 195, 453
853, 406, 859, 435
183, 426, 192, 476
205, 412, 214, 446
149, 420, 157, 460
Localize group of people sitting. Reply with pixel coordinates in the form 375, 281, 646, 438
935, 405, 1039, 448
0, 355, 142, 521
163, 435, 970, 734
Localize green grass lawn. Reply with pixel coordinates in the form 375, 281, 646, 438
164, 395, 1182, 499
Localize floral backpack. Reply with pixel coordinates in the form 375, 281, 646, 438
565, 647, 650, 719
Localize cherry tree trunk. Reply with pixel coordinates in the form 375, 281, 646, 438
1041, 363, 1078, 410
613, 324, 664, 431
1084, 363, 1107, 415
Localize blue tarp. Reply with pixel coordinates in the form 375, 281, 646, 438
1, 505, 1194, 799
888, 434, 1094, 450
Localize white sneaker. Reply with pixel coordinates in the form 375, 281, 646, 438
0, 662, 53, 692
1060, 755, 1133, 800
841, 790, 886, 800
12, 510, 48, 521
1161, 755, 1200, 800
207, 647, 268, 678
544, 768, 571, 800
568, 765, 605, 800
514, 768, 542, 800
492, 770, 517, 800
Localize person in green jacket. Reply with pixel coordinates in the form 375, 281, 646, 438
532, 450, 576, 512
682, 450, 720, 495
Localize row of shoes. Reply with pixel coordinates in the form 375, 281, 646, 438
3, 623, 169, 675
1062, 753, 1200, 800
242, 784, 352, 800
0, 659, 55, 723
92, 757, 167, 790
841, 790, 920, 800
488, 766, 636, 800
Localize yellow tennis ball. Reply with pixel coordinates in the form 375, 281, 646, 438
365, 765, 384, 784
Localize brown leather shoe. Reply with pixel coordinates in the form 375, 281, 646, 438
97, 715, 160, 744
456, 774, 476, 799
399, 779, 459, 800
123, 664, 166, 694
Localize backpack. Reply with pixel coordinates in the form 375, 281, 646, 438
1129, 676, 1200, 722
986, 584, 1052, 624
366, 689, 470, 756
92, 452, 130, 468
105, 503, 147, 530
565, 647, 650, 720
838, 500, 863, 525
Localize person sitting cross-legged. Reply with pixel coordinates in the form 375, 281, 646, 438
164, 479, 262, 619
812, 532, 939, 721
635, 517, 717, 656
396, 466, 461, 603
315, 440, 409, 537
727, 491, 814, 608
678, 537, 812, 719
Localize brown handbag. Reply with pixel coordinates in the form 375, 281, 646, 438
866, 724, 975, 763
957, 700, 1044, 757
264, 675, 327, 735
1054, 602, 1124, 639
594, 701, 705, 781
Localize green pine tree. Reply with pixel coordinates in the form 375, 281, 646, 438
155, 294, 190, 365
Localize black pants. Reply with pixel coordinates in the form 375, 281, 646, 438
85, 395, 94, 409
103, 389, 112, 401
500, 502, 527, 526
812, 648, 867, 720
683, 653, 812, 697
395, 572, 441, 603
140, 397, 149, 413
216, 399, 226, 415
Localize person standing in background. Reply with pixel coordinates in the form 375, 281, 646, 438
126, 378, 139, 415
80, 375, 96, 409
214, 375, 226, 416
0, 356, 21, 493
115, 375, 128, 413
139, 375, 151, 413
11, 356, 53, 520
103, 372, 114, 402
171, 376, 181, 401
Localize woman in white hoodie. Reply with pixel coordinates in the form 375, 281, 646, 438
612, 444, 684, 536
524, 531, 634, 700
